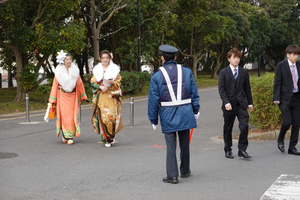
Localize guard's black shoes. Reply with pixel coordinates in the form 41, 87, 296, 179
288, 148, 300, 156
225, 150, 234, 159
163, 177, 179, 184
180, 170, 191, 178
238, 151, 252, 159
277, 141, 285, 153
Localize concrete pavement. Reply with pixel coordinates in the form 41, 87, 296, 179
0, 87, 300, 200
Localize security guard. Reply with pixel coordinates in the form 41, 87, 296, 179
148, 44, 200, 184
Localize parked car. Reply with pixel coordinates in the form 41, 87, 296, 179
141, 64, 154, 74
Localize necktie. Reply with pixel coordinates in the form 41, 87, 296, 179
291, 65, 298, 90
233, 69, 238, 80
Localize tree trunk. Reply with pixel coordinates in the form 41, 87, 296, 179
75, 54, 84, 77
92, 28, 100, 66
212, 54, 221, 79
84, 50, 89, 74
192, 56, 198, 81
268, 56, 275, 71
90, 0, 100, 66
14, 47, 25, 102
129, 63, 132, 72
8, 66, 13, 88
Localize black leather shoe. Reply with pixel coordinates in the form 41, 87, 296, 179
288, 148, 300, 155
238, 151, 252, 158
163, 177, 179, 184
277, 141, 285, 153
180, 170, 191, 178
225, 150, 234, 159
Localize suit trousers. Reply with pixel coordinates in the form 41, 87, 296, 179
278, 93, 300, 149
164, 129, 190, 178
223, 105, 249, 152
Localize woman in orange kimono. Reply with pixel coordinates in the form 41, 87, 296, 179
91, 50, 123, 147
49, 50, 88, 145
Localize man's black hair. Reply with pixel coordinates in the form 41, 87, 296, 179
161, 52, 176, 63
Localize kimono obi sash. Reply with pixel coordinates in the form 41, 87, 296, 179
159, 64, 191, 107
58, 85, 75, 93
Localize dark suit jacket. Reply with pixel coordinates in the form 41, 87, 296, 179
218, 66, 253, 110
273, 60, 300, 105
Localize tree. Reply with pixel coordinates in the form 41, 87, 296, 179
0, 0, 86, 101
173, 0, 242, 80
261, 0, 300, 69
110, 0, 177, 71
85, 0, 127, 66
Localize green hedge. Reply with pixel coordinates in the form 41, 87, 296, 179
84, 71, 151, 95
249, 73, 281, 131
120, 71, 151, 93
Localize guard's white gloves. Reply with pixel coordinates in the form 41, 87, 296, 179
194, 112, 200, 120
152, 124, 158, 131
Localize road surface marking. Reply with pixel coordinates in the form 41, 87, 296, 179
260, 174, 300, 200
18, 121, 44, 125
150, 145, 166, 149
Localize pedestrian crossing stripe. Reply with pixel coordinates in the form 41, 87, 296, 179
260, 174, 300, 200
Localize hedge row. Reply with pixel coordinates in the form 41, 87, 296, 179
249, 72, 282, 131
119, 71, 150, 93
38, 71, 150, 99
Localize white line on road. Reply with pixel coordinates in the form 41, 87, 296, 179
260, 174, 300, 200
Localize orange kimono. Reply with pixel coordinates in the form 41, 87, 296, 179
49, 65, 87, 139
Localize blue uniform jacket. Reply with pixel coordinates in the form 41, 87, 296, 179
148, 61, 200, 133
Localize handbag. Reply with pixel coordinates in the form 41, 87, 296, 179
49, 103, 56, 119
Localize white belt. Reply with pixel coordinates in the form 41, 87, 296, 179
161, 99, 191, 106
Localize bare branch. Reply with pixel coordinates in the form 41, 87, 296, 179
30, 0, 51, 29
178, 48, 192, 58
142, 12, 160, 23
99, 1, 121, 17
98, 26, 126, 40
36, 54, 49, 69
97, 3, 127, 31
0, 40, 16, 51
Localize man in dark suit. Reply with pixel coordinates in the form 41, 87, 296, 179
218, 48, 253, 159
273, 45, 300, 156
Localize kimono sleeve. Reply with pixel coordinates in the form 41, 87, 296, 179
49, 77, 58, 104
91, 76, 100, 94
77, 76, 87, 101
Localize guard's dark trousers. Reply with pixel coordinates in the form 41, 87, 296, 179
164, 129, 190, 178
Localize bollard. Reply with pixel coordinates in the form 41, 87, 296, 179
79, 104, 82, 124
130, 97, 134, 126
0, 73, 2, 88
25, 93, 30, 122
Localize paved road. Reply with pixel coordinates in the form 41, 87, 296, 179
0, 87, 299, 200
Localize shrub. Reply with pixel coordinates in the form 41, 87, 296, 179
120, 71, 150, 93
37, 78, 53, 103
249, 72, 281, 131
21, 63, 39, 91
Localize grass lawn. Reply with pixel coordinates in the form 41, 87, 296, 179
0, 69, 272, 115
